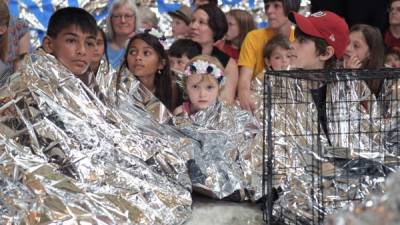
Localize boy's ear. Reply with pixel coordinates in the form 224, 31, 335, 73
264, 58, 271, 68
319, 46, 335, 61
42, 35, 54, 54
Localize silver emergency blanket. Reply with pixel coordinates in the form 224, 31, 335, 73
378, 78, 400, 155
103, 66, 265, 201
0, 48, 192, 224
259, 70, 393, 224
325, 171, 400, 225
172, 101, 262, 201
98, 66, 200, 164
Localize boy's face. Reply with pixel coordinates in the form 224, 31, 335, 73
171, 17, 190, 39
264, 46, 290, 70
43, 25, 96, 76
390, 1, 400, 26
169, 55, 190, 73
89, 31, 105, 67
265, 1, 290, 30
290, 38, 325, 69
186, 74, 219, 112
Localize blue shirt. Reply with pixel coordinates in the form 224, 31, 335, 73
107, 42, 126, 70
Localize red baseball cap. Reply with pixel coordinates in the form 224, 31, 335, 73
289, 11, 349, 59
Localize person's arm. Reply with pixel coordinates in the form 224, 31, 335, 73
237, 66, 255, 112
236, 29, 257, 111
220, 58, 238, 104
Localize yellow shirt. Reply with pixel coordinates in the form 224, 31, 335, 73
238, 27, 295, 77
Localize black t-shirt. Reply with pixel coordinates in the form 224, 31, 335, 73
310, 83, 332, 145
211, 47, 229, 68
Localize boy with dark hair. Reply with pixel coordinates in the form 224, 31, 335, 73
238, 0, 300, 112
289, 11, 349, 69
168, 39, 202, 72
42, 7, 97, 79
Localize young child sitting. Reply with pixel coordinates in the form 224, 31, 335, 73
263, 34, 291, 71
168, 39, 202, 73
173, 55, 223, 115
115, 31, 180, 113
172, 54, 262, 201
385, 48, 400, 68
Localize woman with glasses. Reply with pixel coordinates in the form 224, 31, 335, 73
106, 0, 140, 70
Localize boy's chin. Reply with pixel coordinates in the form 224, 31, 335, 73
72, 66, 90, 76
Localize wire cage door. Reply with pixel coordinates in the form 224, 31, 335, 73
262, 69, 400, 225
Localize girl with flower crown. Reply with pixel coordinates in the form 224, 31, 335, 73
174, 54, 224, 115
172, 54, 262, 201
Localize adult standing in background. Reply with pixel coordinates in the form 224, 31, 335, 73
385, 0, 400, 51
106, 0, 140, 70
3, 0, 30, 73
237, 0, 300, 112
190, 3, 238, 104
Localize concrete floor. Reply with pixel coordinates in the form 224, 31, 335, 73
184, 195, 265, 225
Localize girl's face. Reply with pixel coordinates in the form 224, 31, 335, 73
111, 5, 136, 37
90, 31, 105, 66
344, 31, 370, 65
190, 9, 214, 46
127, 38, 164, 80
225, 14, 239, 42
385, 53, 400, 68
186, 74, 219, 112
264, 46, 290, 70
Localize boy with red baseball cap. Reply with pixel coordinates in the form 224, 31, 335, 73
289, 11, 349, 69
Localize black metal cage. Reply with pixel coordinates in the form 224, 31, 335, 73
262, 69, 400, 225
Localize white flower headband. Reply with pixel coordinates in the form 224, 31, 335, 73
141, 28, 168, 48
184, 60, 224, 83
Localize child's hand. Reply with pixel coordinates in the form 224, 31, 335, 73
344, 55, 362, 69
238, 90, 255, 112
